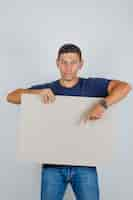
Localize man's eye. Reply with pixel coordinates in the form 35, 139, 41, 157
72, 61, 77, 64
61, 61, 66, 64
61, 61, 77, 65
61, 61, 68, 65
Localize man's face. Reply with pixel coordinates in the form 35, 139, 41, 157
56, 53, 83, 81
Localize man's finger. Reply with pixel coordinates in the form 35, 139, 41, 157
89, 115, 100, 120
43, 95, 49, 103
48, 91, 56, 102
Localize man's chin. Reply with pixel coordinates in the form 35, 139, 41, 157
63, 77, 73, 81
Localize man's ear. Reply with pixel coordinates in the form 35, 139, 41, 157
79, 59, 84, 70
56, 59, 59, 68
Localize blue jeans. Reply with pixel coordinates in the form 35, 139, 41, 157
41, 164, 100, 200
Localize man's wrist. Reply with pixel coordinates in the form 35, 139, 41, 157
99, 99, 108, 109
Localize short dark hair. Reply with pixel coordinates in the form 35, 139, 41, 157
57, 43, 82, 61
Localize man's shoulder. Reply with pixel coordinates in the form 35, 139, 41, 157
83, 77, 112, 89
27, 79, 58, 90
87, 76, 110, 80
82, 76, 111, 82
87, 76, 112, 83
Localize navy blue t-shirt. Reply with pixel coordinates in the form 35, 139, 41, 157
28, 77, 112, 97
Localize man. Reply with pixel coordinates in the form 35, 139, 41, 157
7, 43, 132, 200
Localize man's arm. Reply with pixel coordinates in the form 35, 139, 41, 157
104, 80, 132, 107
6, 88, 43, 104
6, 87, 56, 105
85, 80, 132, 121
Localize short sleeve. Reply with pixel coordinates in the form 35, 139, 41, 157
89, 77, 112, 97
27, 82, 50, 90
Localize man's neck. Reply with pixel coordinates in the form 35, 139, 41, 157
59, 77, 80, 88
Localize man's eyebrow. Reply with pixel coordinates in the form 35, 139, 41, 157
60, 59, 77, 62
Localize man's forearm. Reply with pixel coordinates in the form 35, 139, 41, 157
104, 82, 132, 107
6, 88, 42, 104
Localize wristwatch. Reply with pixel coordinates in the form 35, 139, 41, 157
99, 99, 108, 109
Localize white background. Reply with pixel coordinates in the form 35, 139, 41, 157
0, 0, 133, 199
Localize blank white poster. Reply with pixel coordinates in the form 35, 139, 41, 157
17, 94, 118, 166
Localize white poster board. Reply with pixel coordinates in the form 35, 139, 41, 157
17, 94, 117, 166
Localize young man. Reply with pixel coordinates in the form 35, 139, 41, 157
7, 43, 131, 200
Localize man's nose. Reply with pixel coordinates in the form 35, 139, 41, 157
65, 62, 72, 66
65, 64, 72, 72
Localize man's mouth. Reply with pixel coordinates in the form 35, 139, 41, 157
64, 73, 72, 75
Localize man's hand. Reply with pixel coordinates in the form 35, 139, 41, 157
40, 88, 56, 104
83, 103, 106, 123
